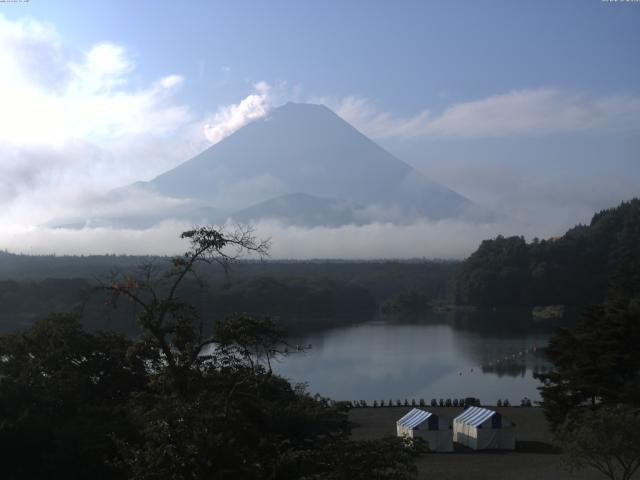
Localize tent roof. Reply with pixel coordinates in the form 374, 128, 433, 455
454, 406, 497, 427
397, 408, 433, 429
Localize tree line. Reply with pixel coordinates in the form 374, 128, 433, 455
534, 216, 640, 480
450, 199, 640, 307
0, 254, 457, 333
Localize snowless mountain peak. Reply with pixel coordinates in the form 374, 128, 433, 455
74, 102, 493, 229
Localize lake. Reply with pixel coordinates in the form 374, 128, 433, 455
275, 310, 555, 405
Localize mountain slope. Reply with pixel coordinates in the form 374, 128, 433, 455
140, 102, 484, 222
231, 192, 367, 227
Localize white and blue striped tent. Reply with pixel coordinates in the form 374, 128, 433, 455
453, 406, 515, 450
396, 408, 453, 452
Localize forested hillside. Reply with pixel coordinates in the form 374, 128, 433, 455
0, 256, 456, 333
450, 199, 640, 307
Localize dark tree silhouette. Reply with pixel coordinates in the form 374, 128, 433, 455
0, 226, 424, 480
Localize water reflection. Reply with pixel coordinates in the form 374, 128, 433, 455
275, 310, 554, 404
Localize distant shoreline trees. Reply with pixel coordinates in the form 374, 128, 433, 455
450, 198, 640, 308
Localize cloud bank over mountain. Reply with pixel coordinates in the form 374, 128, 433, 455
3, 218, 533, 259
0, 13, 637, 258
0, 14, 276, 226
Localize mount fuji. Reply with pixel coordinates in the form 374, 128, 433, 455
62, 103, 492, 228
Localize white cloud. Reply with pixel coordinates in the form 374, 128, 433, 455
0, 16, 201, 225
203, 82, 271, 144
68, 43, 133, 94
256, 219, 516, 259
0, 13, 284, 233
0, 14, 249, 229
2, 222, 192, 256
324, 89, 640, 140
0, 218, 531, 259
0, 17, 192, 149
424, 89, 640, 138
327, 96, 431, 139
159, 74, 184, 89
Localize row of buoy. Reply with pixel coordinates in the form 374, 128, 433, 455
457, 345, 541, 376
482, 345, 540, 369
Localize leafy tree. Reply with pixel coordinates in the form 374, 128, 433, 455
536, 305, 640, 428
214, 312, 288, 373
536, 250, 640, 429
380, 290, 431, 315
102, 225, 270, 379
299, 436, 426, 480
556, 405, 640, 480
211, 275, 376, 318
0, 314, 146, 479
0, 226, 424, 479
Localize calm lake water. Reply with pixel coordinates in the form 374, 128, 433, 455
275, 311, 554, 405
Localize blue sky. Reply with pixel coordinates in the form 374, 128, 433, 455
9, 0, 639, 111
0, 1, 638, 256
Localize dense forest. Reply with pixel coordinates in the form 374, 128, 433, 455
533, 218, 640, 480
0, 255, 456, 333
449, 199, 640, 307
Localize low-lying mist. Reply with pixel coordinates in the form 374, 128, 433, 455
1, 218, 542, 259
